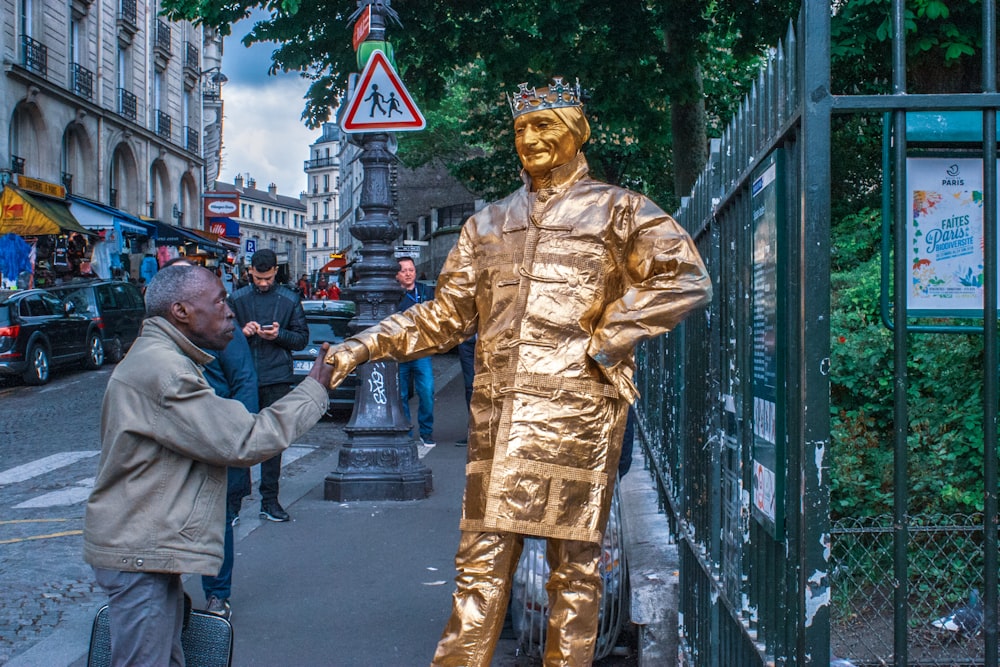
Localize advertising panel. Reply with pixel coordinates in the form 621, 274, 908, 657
751, 150, 786, 540
203, 194, 239, 220
907, 157, 989, 315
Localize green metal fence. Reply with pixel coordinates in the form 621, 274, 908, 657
633, 1, 1000, 665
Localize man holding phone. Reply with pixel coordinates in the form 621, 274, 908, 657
228, 249, 309, 522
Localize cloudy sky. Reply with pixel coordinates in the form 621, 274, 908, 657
218, 15, 319, 197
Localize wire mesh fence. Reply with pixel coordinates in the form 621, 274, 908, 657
509, 483, 628, 660
832, 513, 991, 666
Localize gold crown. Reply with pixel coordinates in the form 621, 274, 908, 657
508, 77, 583, 118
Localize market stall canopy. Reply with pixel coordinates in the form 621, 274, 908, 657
146, 219, 226, 254
68, 197, 157, 236
0, 186, 94, 237
320, 255, 348, 273
190, 228, 239, 252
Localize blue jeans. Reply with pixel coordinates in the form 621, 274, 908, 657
201, 468, 243, 600
399, 356, 434, 439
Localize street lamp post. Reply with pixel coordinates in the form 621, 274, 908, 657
324, 0, 432, 501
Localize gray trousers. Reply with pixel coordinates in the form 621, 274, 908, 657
93, 567, 185, 666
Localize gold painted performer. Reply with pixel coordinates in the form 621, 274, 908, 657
325, 77, 712, 666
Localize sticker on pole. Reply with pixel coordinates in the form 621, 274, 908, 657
342, 50, 425, 133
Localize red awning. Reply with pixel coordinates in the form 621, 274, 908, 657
320, 256, 347, 272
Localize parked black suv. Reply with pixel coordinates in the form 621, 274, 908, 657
48, 280, 145, 363
292, 300, 358, 415
0, 289, 104, 385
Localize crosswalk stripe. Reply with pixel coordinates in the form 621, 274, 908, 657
0, 452, 98, 485
15, 479, 94, 509
7, 446, 318, 509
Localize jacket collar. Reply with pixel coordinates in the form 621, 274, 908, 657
141, 316, 215, 366
519, 152, 589, 193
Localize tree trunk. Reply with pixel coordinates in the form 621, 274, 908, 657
670, 63, 708, 196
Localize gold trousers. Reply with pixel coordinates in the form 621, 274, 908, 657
431, 530, 602, 667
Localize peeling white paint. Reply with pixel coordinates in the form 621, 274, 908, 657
821, 532, 831, 562
820, 356, 831, 375
814, 440, 825, 486
804, 569, 830, 627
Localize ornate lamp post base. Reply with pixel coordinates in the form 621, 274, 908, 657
324, 360, 433, 501
324, 464, 432, 502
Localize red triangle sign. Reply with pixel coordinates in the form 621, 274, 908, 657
342, 50, 426, 133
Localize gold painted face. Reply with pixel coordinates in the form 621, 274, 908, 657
514, 109, 579, 179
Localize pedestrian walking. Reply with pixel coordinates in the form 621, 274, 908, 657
396, 256, 436, 446
323, 75, 712, 666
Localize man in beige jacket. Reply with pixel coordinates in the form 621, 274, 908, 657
84, 264, 334, 666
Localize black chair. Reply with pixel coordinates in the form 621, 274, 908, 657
87, 604, 233, 667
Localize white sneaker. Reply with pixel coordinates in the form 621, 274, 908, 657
420, 436, 436, 447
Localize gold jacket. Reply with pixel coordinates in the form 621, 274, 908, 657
349, 154, 712, 543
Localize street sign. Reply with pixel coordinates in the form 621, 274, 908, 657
395, 244, 423, 259
352, 5, 371, 51
342, 50, 426, 133
245, 238, 257, 255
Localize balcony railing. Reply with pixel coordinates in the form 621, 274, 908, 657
184, 126, 199, 153
184, 42, 199, 76
156, 110, 172, 139
21, 35, 47, 76
154, 20, 171, 59
119, 0, 137, 28
304, 156, 339, 170
11, 156, 25, 175
118, 88, 137, 121
71, 63, 94, 100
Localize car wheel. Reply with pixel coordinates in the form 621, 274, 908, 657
22, 345, 50, 385
82, 332, 105, 370
104, 336, 124, 363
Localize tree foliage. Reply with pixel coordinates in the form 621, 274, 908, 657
161, 0, 795, 205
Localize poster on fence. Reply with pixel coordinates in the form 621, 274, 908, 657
907, 157, 989, 315
751, 150, 785, 541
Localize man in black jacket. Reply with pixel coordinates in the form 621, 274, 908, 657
228, 249, 309, 522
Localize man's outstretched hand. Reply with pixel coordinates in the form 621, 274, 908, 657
308, 343, 335, 388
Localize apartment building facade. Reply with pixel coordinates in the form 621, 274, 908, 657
303, 121, 343, 275
2, 0, 223, 227
213, 174, 307, 281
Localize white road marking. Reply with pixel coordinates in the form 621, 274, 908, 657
0, 452, 98, 485
7, 446, 317, 508
15, 479, 94, 509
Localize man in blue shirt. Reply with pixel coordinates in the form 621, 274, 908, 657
396, 256, 435, 446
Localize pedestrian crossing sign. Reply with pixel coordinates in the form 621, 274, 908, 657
342, 50, 426, 133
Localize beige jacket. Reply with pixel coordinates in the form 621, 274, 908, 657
352, 154, 712, 543
84, 316, 327, 575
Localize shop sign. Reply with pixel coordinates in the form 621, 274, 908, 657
15, 175, 66, 199
203, 195, 239, 218
352, 4, 371, 51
